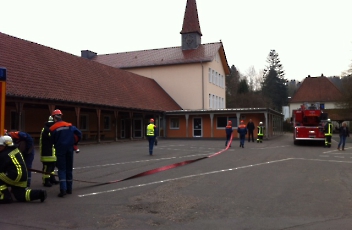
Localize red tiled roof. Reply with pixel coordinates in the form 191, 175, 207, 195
290, 76, 343, 103
92, 43, 224, 69
180, 0, 202, 35
0, 32, 182, 111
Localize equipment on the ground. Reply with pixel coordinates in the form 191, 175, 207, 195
292, 102, 328, 145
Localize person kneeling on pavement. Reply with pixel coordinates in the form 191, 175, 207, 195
0, 136, 47, 204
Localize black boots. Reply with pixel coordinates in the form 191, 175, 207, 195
50, 175, 59, 185
58, 189, 67, 198
43, 178, 52, 187
40, 190, 47, 202
0, 188, 13, 204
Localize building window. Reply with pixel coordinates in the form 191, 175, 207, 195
214, 71, 218, 85
209, 68, 211, 83
80, 114, 88, 131
170, 118, 180, 129
209, 94, 212, 109
212, 70, 214, 84
217, 116, 237, 128
103, 115, 111, 130
320, 103, 325, 109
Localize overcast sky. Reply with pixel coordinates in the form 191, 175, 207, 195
1, 0, 352, 81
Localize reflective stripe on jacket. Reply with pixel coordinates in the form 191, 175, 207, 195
146, 124, 155, 136
40, 123, 56, 162
325, 123, 332, 136
0, 147, 28, 188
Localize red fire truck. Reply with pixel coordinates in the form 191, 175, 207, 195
292, 103, 328, 145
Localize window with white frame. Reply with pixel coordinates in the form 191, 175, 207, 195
208, 68, 211, 83
209, 94, 212, 108
221, 75, 223, 88
170, 118, 180, 129
212, 70, 214, 84
215, 72, 218, 86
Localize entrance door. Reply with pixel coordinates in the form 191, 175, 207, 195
193, 117, 202, 137
133, 119, 142, 138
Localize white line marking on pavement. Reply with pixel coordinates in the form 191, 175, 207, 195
252, 145, 290, 150
78, 157, 352, 198
77, 158, 293, 197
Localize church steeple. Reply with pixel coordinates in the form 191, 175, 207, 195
180, 0, 202, 50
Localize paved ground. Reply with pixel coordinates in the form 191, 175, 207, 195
1, 133, 352, 230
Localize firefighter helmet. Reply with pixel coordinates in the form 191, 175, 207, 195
48, 116, 54, 122
259, 122, 263, 125
0, 136, 14, 146
52, 109, 62, 116
327, 119, 331, 122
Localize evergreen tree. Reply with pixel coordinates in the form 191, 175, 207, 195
226, 65, 240, 107
263, 49, 285, 79
262, 50, 288, 112
238, 78, 249, 94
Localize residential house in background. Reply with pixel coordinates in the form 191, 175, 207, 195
289, 75, 350, 128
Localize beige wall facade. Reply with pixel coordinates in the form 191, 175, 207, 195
124, 52, 227, 110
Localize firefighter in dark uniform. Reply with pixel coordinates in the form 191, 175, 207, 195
257, 121, 264, 143
49, 109, 82, 197
0, 135, 47, 204
324, 118, 333, 148
40, 115, 59, 187
7, 130, 35, 187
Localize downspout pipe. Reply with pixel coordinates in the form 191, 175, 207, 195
201, 62, 204, 109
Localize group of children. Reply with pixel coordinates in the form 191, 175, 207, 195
225, 120, 264, 148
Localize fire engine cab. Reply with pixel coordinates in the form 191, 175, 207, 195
292, 102, 328, 145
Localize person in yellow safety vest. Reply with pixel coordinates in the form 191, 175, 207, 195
324, 118, 333, 148
257, 121, 264, 143
0, 135, 47, 204
146, 118, 157, 156
40, 116, 59, 187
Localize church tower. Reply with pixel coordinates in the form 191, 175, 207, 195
180, 0, 202, 50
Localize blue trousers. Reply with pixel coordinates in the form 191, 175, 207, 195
23, 152, 34, 187
225, 135, 232, 147
56, 149, 74, 191
147, 136, 155, 155
338, 136, 347, 149
240, 136, 245, 146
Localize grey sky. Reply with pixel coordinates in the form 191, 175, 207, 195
1, 0, 351, 81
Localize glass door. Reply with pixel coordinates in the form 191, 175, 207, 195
193, 117, 202, 137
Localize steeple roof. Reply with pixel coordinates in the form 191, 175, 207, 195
180, 0, 202, 36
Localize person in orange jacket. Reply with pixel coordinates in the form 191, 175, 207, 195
49, 109, 82, 197
237, 120, 247, 148
225, 121, 233, 147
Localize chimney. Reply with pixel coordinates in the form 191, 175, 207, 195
81, 50, 97, 59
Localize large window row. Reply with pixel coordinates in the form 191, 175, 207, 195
209, 94, 225, 109
208, 68, 224, 88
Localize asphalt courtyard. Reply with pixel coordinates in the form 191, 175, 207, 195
1, 133, 352, 230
